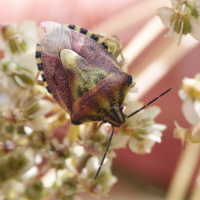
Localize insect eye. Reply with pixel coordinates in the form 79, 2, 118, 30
119, 105, 123, 110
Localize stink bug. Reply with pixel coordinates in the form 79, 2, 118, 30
35, 21, 172, 180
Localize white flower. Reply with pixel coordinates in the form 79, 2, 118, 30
179, 74, 200, 125
174, 121, 200, 143
119, 102, 166, 154
129, 137, 156, 154
0, 20, 37, 57
174, 121, 191, 145
0, 56, 36, 99
174, 73, 200, 144
157, 0, 200, 45
79, 156, 117, 195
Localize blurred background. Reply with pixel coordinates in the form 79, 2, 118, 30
0, 0, 200, 199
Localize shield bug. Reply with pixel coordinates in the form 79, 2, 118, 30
35, 21, 172, 180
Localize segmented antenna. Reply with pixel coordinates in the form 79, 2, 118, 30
94, 87, 172, 180
94, 128, 115, 180
128, 87, 172, 118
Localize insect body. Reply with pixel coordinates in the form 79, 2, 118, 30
35, 21, 172, 180
35, 21, 132, 127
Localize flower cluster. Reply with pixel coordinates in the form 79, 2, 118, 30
174, 73, 200, 145
157, 0, 200, 46
0, 21, 167, 199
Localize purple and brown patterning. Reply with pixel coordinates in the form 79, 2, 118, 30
35, 21, 133, 127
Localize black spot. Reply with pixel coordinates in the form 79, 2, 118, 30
77, 86, 83, 97
46, 86, 51, 93
94, 78, 99, 84
35, 51, 41, 58
91, 34, 99, 41
37, 63, 43, 71
71, 120, 81, 125
110, 106, 118, 116
119, 105, 123, 110
68, 24, 75, 30
101, 42, 108, 49
108, 52, 113, 56
80, 28, 88, 35
41, 74, 46, 82
96, 73, 105, 80
37, 44, 41, 46
128, 75, 132, 86
83, 87, 89, 93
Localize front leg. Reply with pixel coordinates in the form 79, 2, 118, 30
34, 71, 44, 86
97, 34, 125, 68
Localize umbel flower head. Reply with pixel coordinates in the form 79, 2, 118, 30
174, 73, 200, 144
157, 0, 200, 46
179, 73, 200, 125
0, 20, 37, 56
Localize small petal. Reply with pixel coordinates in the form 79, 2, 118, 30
182, 97, 200, 124
41, 168, 56, 188
123, 92, 136, 104
110, 132, 129, 149
151, 123, 167, 131
157, 7, 176, 28
182, 77, 200, 100
86, 156, 99, 175
189, 15, 200, 41
195, 73, 200, 81
164, 19, 178, 39
26, 116, 49, 131
28, 99, 54, 118
124, 101, 143, 116
191, 123, 200, 142
129, 137, 155, 154
178, 89, 188, 100
17, 20, 37, 42
139, 129, 162, 143
139, 106, 161, 120
13, 53, 37, 74
171, 0, 180, 9
173, 121, 190, 145
103, 176, 118, 194
0, 92, 10, 107
194, 100, 200, 119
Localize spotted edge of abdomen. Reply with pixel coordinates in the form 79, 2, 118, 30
35, 44, 53, 97
64, 24, 112, 53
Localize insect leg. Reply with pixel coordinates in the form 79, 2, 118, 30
94, 127, 115, 180
34, 71, 44, 86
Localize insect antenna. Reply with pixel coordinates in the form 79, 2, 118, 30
94, 127, 115, 180
128, 87, 172, 118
